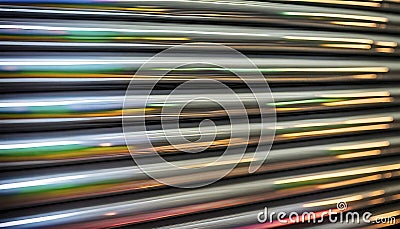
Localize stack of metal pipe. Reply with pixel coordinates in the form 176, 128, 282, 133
0, 1, 399, 228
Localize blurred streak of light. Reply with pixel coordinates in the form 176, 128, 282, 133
283, 12, 388, 22
1, 161, 399, 228
273, 163, 400, 185
1, 134, 399, 209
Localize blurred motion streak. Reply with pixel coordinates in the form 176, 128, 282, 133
0, 0, 399, 229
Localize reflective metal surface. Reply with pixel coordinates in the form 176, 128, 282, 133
0, 1, 399, 229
